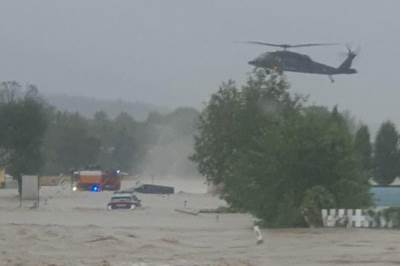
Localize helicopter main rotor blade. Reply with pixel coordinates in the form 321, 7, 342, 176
290, 43, 340, 48
245, 41, 291, 48
244, 41, 339, 49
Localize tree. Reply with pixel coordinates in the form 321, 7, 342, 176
44, 112, 101, 173
301, 186, 335, 227
43, 109, 148, 174
191, 80, 242, 184
374, 121, 400, 185
354, 125, 372, 173
0, 82, 48, 193
191, 69, 371, 227
109, 113, 138, 171
90, 111, 115, 170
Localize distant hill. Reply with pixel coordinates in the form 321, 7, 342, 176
43, 93, 169, 121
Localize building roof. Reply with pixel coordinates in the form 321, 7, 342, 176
369, 178, 378, 186
390, 177, 400, 186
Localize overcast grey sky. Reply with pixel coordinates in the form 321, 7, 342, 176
0, 1, 398, 129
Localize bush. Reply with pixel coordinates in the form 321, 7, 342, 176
301, 186, 335, 227
383, 207, 400, 228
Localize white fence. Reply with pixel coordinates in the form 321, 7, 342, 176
321, 209, 392, 228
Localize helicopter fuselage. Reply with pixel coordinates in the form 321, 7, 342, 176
248, 50, 356, 75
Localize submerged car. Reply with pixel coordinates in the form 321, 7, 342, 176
107, 192, 141, 210
133, 184, 174, 194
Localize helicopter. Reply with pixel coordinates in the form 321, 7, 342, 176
246, 41, 358, 82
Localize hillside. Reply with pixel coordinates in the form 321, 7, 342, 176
44, 93, 168, 121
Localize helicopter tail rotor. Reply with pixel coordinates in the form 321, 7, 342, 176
338, 45, 359, 72
344, 43, 361, 56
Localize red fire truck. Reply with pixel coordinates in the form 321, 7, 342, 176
73, 170, 121, 192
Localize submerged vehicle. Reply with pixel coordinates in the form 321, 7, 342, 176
107, 192, 141, 210
134, 183, 174, 194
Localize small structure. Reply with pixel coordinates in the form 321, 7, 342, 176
21, 175, 39, 200
20, 175, 39, 208
0, 168, 5, 188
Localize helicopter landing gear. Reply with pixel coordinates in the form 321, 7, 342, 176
328, 75, 335, 83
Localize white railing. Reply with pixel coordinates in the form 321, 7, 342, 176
321, 209, 392, 228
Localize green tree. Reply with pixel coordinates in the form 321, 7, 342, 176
91, 111, 115, 170
191, 80, 242, 184
110, 112, 138, 171
192, 69, 371, 227
354, 125, 372, 173
44, 112, 100, 173
301, 186, 335, 227
0, 82, 48, 192
374, 121, 400, 185
43, 109, 148, 174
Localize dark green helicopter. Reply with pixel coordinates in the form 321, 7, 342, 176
246, 41, 358, 82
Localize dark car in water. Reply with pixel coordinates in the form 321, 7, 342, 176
107, 192, 141, 210
134, 184, 174, 194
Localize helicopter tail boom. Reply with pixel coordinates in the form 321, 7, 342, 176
337, 48, 357, 73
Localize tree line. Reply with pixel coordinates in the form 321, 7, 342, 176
1, 74, 399, 227
349, 120, 400, 186
368, 121, 400, 185
0, 81, 199, 182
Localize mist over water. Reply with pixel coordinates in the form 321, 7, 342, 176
130, 108, 209, 193
142, 136, 199, 178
